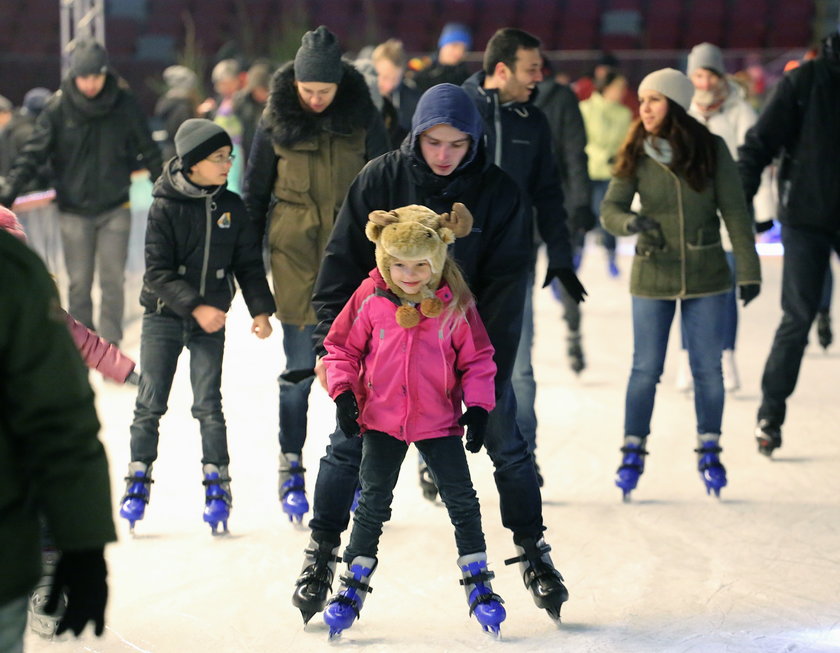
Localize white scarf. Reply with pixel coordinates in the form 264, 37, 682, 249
644, 136, 673, 165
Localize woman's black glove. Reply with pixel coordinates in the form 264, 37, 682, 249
626, 214, 661, 234
459, 406, 489, 453
739, 284, 761, 307
46, 548, 108, 637
335, 391, 360, 437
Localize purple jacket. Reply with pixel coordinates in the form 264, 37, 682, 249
324, 269, 496, 443
64, 311, 136, 383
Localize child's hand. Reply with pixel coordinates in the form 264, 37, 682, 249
251, 314, 272, 339
459, 406, 489, 453
335, 391, 360, 437
192, 305, 226, 333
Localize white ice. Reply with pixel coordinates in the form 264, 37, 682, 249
22, 191, 840, 652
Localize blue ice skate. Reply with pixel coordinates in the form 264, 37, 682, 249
350, 486, 361, 513
615, 442, 647, 501
279, 454, 308, 524
119, 462, 153, 533
202, 464, 232, 534
458, 553, 506, 638
695, 441, 727, 498
323, 556, 376, 640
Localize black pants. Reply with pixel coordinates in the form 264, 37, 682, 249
342, 431, 486, 560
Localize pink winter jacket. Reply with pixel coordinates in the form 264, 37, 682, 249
324, 269, 496, 443
64, 311, 136, 383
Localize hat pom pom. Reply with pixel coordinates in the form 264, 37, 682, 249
395, 305, 421, 328
420, 297, 443, 318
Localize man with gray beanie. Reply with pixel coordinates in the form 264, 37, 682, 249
0, 38, 162, 347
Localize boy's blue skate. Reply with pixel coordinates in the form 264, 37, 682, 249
695, 440, 727, 498
458, 553, 506, 638
615, 440, 647, 501
202, 464, 232, 534
279, 453, 309, 524
323, 556, 377, 640
119, 462, 153, 534
350, 486, 361, 513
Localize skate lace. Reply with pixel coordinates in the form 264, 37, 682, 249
296, 549, 341, 589
694, 444, 724, 471
467, 588, 505, 616
504, 542, 565, 584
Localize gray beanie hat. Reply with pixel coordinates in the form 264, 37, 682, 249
638, 68, 694, 111
163, 65, 198, 92
294, 26, 344, 84
70, 39, 109, 77
687, 42, 725, 77
175, 119, 232, 169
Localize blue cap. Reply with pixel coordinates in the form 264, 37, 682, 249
438, 23, 472, 50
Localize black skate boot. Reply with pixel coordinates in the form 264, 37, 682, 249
566, 330, 585, 374
816, 311, 833, 350
292, 535, 342, 624
28, 546, 65, 638
418, 458, 438, 502
755, 420, 782, 457
505, 537, 568, 623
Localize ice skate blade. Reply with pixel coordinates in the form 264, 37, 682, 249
621, 491, 632, 503
299, 609, 317, 625
482, 623, 502, 639
208, 521, 230, 535
328, 628, 344, 641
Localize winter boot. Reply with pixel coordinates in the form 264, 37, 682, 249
505, 537, 568, 623
279, 452, 309, 524
567, 330, 585, 374
292, 536, 342, 624
755, 420, 782, 457
816, 311, 833, 350
418, 457, 438, 502
458, 552, 506, 637
202, 464, 232, 534
675, 349, 693, 392
695, 434, 727, 497
119, 462, 153, 533
615, 436, 647, 501
323, 556, 377, 639
27, 546, 65, 638
722, 349, 740, 392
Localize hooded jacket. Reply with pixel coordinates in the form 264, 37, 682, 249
1, 73, 162, 215
324, 268, 496, 442
242, 61, 390, 325
140, 159, 275, 319
462, 71, 573, 268
312, 83, 530, 392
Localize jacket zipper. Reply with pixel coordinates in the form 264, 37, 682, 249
199, 196, 213, 297
492, 94, 503, 167
651, 159, 687, 297
439, 328, 450, 399
401, 328, 414, 440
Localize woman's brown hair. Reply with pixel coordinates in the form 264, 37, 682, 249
613, 99, 718, 192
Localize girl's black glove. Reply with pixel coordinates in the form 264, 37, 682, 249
46, 548, 108, 637
335, 391, 360, 437
459, 406, 489, 453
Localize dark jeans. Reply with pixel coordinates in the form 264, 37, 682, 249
278, 322, 316, 455
759, 224, 840, 426
130, 312, 228, 465
310, 381, 544, 545
682, 251, 738, 351
343, 432, 485, 560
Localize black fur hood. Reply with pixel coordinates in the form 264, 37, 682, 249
263, 60, 376, 148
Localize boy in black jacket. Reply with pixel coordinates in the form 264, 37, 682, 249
120, 119, 275, 535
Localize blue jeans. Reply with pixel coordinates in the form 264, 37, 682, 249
625, 294, 726, 437
278, 323, 316, 455
309, 381, 544, 544
130, 312, 228, 465
344, 432, 485, 559
0, 596, 26, 653
512, 268, 537, 453
682, 251, 738, 351
759, 225, 840, 426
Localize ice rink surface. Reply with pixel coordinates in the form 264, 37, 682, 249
23, 200, 840, 652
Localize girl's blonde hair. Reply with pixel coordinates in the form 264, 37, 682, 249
439, 256, 475, 329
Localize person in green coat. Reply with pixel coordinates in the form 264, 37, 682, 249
600, 68, 761, 501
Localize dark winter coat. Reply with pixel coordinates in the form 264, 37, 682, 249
0, 230, 115, 606
232, 89, 266, 163
414, 60, 472, 93
153, 91, 196, 161
242, 61, 390, 325
462, 72, 573, 269
738, 56, 840, 231
0, 107, 53, 194
1, 73, 162, 215
140, 160, 274, 319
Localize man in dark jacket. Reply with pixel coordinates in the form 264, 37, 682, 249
0, 40, 162, 347
413, 22, 473, 93
291, 83, 569, 626
739, 31, 840, 457
462, 28, 586, 477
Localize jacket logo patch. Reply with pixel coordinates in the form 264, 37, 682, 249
217, 212, 232, 229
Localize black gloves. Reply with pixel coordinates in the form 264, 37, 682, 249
0, 177, 17, 208
459, 406, 489, 453
335, 391, 360, 437
571, 205, 597, 234
46, 548, 108, 637
543, 267, 587, 304
739, 284, 760, 307
755, 220, 774, 233
626, 214, 661, 234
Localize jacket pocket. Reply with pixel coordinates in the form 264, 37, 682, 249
276, 154, 311, 194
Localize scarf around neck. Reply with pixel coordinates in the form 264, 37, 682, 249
644, 136, 673, 165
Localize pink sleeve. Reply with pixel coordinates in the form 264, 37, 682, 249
64, 311, 136, 383
452, 305, 497, 411
323, 283, 374, 399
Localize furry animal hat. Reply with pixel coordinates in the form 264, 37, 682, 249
366, 203, 473, 327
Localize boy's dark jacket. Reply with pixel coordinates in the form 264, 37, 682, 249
140, 159, 275, 319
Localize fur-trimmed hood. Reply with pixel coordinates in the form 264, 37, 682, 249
262, 60, 377, 148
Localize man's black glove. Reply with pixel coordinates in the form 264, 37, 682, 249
626, 214, 661, 234
571, 205, 597, 233
739, 284, 760, 307
45, 548, 108, 637
335, 391, 360, 437
0, 177, 17, 208
458, 406, 489, 453
755, 220, 774, 233
543, 267, 587, 303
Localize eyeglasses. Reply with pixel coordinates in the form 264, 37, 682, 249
206, 153, 236, 164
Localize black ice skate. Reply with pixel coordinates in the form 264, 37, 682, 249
292, 536, 342, 624
755, 420, 782, 457
27, 547, 65, 638
816, 311, 833, 350
505, 537, 568, 623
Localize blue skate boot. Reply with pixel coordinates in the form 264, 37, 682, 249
350, 486, 361, 513
505, 537, 568, 623
119, 462, 153, 534
695, 436, 727, 498
323, 556, 377, 640
202, 464, 232, 534
615, 436, 647, 501
458, 553, 506, 638
279, 453, 309, 524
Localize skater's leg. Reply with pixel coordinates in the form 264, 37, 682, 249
57, 210, 96, 330
511, 268, 538, 454
278, 323, 316, 455
309, 425, 364, 538
0, 596, 27, 653
682, 294, 726, 437
94, 205, 130, 345
187, 321, 228, 466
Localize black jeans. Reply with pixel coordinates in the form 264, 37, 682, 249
759, 224, 840, 426
310, 381, 544, 545
343, 432, 485, 560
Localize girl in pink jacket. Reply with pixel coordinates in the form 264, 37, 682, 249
320, 204, 506, 639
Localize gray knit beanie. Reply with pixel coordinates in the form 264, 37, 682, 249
687, 43, 725, 77
638, 68, 694, 111
70, 39, 109, 77
294, 26, 343, 84
175, 119, 232, 169
163, 65, 198, 92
